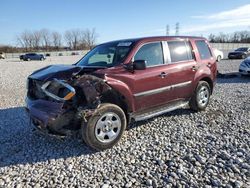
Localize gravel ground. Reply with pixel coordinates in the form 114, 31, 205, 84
0, 57, 249, 187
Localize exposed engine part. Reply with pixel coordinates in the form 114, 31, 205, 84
74, 75, 112, 108
77, 107, 97, 123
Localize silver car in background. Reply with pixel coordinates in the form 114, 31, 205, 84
239, 57, 250, 75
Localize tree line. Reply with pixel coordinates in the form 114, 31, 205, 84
2, 28, 97, 53
208, 30, 250, 43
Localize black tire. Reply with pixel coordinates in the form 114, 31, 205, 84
189, 81, 211, 111
81, 103, 126, 151
40, 57, 44, 61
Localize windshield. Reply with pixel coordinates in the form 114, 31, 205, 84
77, 41, 134, 67
235, 48, 248, 52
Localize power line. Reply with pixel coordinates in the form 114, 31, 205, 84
166, 25, 169, 36
175, 22, 179, 36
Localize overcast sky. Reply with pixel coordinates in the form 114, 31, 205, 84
0, 0, 250, 45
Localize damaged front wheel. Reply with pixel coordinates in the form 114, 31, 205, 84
81, 103, 126, 151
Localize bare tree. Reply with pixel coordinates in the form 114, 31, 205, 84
71, 29, 81, 50
52, 31, 62, 50
16, 30, 33, 51
209, 30, 250, 43
64, 29, 81, 50
64, 30, 73, 49
32, 30, 42, 50
238, 31, 250, 43
208, 34, 216, 43
82, 28, 98, 49
15, 27, 98, 52
40, 29, 51, 51
16, 35, 25, 49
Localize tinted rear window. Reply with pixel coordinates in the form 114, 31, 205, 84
195, 40, 212, 60
167, 41, 193, 63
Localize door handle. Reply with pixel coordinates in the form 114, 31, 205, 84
159, 72, 167, 78
191, 66, 197, 71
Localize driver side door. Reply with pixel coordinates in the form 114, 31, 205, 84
131, 41, 173, 111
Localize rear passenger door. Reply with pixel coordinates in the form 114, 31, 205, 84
163, 40, 197, 100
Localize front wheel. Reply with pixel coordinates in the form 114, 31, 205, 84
189, 81, 211, 111
81, 103, 126, 151
217, 55, 222, 62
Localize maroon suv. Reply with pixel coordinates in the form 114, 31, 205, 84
26, 36, 217, 150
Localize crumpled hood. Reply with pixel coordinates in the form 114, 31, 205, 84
29, 65, 83, 81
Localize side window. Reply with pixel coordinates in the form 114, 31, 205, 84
195, 40, 212, 60
134, 42, 164, 67
167, 41, 192, 63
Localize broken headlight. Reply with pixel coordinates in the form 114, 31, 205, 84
41, 79, 75, 101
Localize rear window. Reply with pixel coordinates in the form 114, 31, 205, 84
195, 40, 212, 60
167, 41, 193, 63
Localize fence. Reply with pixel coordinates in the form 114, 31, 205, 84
4, 50, 89, 59
211, 43, 250, 54
3, 43, 250, 59
210, 43, 250, 50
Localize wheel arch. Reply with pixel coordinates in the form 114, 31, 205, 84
73, 75, 133, 124
100, 88, 129, 121
199, 77, 214, 94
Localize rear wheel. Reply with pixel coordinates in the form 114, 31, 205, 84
81, 103, 126, 151
217, 55, 222, 62
189, 81, 211, 111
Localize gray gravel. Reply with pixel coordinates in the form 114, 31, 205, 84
0, 57, 250, 187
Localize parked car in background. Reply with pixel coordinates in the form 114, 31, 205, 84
58, 53, 63, 56
239, 57, 250, 76
228, 47, 250, 59
213, 48, 224, 61
0, 52, 5, 59
45, 53, 51, 57
20, 53, 46, 61
25, 36, 217, 150
71, 52, 79, 55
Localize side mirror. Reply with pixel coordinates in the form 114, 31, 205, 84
133, 60, 146, 70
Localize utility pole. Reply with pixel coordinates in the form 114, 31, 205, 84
166, 25, 169, 36
175, 22, 179, 36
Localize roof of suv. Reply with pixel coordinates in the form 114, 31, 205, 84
102, 36, 206, 45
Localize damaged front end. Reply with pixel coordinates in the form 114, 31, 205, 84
25, 65, 111, 136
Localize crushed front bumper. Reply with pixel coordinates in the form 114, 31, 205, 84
25, 97, 78, 136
